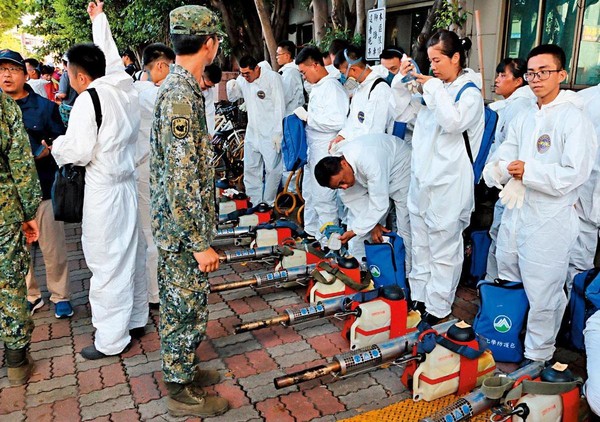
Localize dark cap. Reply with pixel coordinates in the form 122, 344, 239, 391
169, 5, 225, 37
0, 49, 26, 69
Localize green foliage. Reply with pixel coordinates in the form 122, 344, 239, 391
310, 27, 365, 52
299, 0, 312, 9
0, 0, 27, 33
433, 1, 470, 30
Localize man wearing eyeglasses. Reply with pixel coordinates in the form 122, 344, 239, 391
0, 49, 72, 320
226, 55, 285, 206
329, 45, 394, 150
483, 44, 598, 366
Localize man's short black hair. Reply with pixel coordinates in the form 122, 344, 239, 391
142, 43, 175, 67
380, 46, 405, 60
24, 58, 40, 68
277, 40, 296, 59
121, 48, 135, 60
333, 45, 366, 69
295, 46, 324, 66
239, 55, 258, 69
314, 156, 343, 188
329, 39, 350, 56
66, 43, 106, 80
40, 64, 54, 76
204, 64, 222, 84
527, 44, 566, 70
170, 33, 212, 56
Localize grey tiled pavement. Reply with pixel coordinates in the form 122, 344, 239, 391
0, 223, 587, 421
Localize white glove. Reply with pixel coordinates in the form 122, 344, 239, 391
293, 106, 308, 122
499, 178, 525, 209
238, 102, 247, 112
272, 134, 282, 153
482, 162, 503, 189
327, 233, 342, 251
226, 79, 238, 91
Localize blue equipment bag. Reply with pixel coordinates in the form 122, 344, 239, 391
473, 279, 529, 363
282, 114, 308, 172
364, 232, 409, 297
455, 82, 499, 184
560, 268, 600, 351
392, 121, 407, 139
470, 230, 492, 283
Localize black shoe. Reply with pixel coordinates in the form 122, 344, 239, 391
81, 343, 131, 360
518, 357, 547, 369
421, 311, 442, 326
411, 300, 426, 314
129, 327, 146, 339
149, 302, 160, 311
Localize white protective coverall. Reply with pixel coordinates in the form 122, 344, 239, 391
52, 12, 143, 355
279, 62, 305, 116
405, 69, 485, 319
202, 85, 217, 136
302, 74, 349, 241
584, 310, 600, 416
133, 81, 160, 305
487, 90, 597, 361
326, 64, 341, 80
227, 67, 285, 205
335, 134, 411, 264
338, 70, 393, 143
568, 85, 600, 288
486, 85, 537, 280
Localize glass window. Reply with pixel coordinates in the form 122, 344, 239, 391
541, 0, 579, 76
505, 0, 540, 60
575, 1, 600, 85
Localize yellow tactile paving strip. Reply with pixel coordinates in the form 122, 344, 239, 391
341, 394, 492, 422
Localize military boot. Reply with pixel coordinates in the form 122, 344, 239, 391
192, 366, 221, 387
6, 347, 33, 386
165, 382, 229, 417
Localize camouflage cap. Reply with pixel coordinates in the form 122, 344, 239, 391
169, 5, 225, 37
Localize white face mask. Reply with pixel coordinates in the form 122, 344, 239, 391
343, 76, 360, 92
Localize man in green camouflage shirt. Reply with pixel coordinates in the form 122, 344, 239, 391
150, 5, 229, 418
0, 91, 42, 385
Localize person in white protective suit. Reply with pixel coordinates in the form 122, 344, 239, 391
585, 310, 600, 417
226, 55, 285, 206
397, 29, 484, 325
133, 43, 176, 310
329, 45, 394, 149
294, 46, 349, 243
201, 64, 221, 136
51, 1, 143, 359
568, 83, 600, 289
276, 40, 305, 116
314, 133, 411, 264
485, 58, 536, 281
483, 44, 597, 364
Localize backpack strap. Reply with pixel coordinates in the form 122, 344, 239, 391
454, 81, 479, 166
435, 335, 487, 360
86, 88, 102, 132
311, 261, 371, 291
368, 77, 387, 100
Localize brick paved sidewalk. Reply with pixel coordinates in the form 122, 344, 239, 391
0, 224, 587, 422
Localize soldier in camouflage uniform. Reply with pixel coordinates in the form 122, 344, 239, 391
0, 91, 42, 385
150, 5, 229, 418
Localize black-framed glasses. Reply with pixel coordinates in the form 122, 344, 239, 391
0, 66, 23, 74
523, 69, 562, 82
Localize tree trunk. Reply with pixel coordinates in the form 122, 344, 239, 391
254, 0, 278, 68
313, 0, 329, 44
346, 0, 357, 33
272, 0, 291, 46
412, 0, 445, 74
331, 0, 345, 30
450, 0, 467, 37
355, 0, 365, 36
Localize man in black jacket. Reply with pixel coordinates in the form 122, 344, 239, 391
0, 49, 72, 319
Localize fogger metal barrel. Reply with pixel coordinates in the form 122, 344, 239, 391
274, 319, 457, 389
214, 225, 253, 241
223, 246, 279, 263
234, 295, 349, 333
210, 264, 316, 293
419, 361, 546, 422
